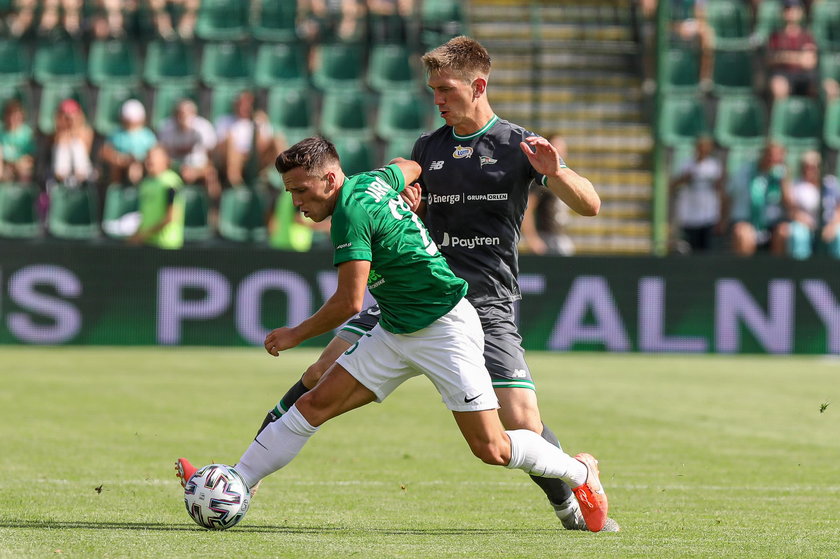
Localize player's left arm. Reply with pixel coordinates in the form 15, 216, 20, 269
521, 136, 600, 217
264, 260, 370, 356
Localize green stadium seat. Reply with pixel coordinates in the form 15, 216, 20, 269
375, 90, 431, 141
820, 52, 840, 101
47, 184, 100, 240
254, 42, 308, 89
209, 85, 250, 123
712, 48, 754, 96
705, 0, 752, 50
200, 41, 254, 87
32, 38, 86, 85
266, 86, 316, 145
420, 0, 466, 49
0, 38, 30, 87
812, 0, 840, 52
93, 85, 147, 137
658, 95, 708, 148
195, 0, 249, 41
753, 0, 783, 45
101, 183, 139, 239
367, 44, 418, 93
320, 88, 373, 142
218, 186, 267, 243
143, 39, 199, 86
251, 0, 298, 43
383, 136, 418, 163
311, 43, 366, 91
333, 137, 375, 177
87, 39, 141, 87
151, 84, 200, 130
769, 96, 822, 149
181, 184, 213, 242
0, 182, 40, 239
662, 47, 700, 94
714, 95, 767, 149
823, 99, 840, 150
38, 84, 89, 135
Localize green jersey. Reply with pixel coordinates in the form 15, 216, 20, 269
331, 164, 467, 334
138, 169, 184, 249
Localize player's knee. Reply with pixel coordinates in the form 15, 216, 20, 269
302, 360, 329, 387
294, 391, 331, 426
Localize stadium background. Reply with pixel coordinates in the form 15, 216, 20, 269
1, 0, 839, 355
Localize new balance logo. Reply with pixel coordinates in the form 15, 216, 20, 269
429, 160, 444, 170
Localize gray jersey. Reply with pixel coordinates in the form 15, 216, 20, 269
412, 116, 561, 305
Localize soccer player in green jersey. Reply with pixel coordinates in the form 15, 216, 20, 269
177, 137, 610, 531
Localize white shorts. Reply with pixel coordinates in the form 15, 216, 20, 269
336, 298, 499, 412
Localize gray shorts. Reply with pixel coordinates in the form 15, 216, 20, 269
338, 301, 534, 391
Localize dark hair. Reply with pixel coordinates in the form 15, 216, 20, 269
275, 136, 340, 175
422, 36, 492, 81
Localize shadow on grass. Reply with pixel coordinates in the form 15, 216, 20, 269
0, 520, 555, 536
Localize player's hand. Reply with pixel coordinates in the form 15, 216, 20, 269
401, 183, 422, 212
520, 136, 562, 177
264, 327, 300, 356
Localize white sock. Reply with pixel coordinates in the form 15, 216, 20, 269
505, 429, 588, 488
235, 404, 319, 489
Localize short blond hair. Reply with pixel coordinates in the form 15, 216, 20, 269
421, 36, 491, 82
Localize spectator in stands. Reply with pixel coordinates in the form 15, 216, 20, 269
100, 99, 157, 185
148, 0, 199, 39
730, 142, 789, 256
766, 0, 818, 102
783, 150, 840, 259
45, 98, 94, 187
214, 91, 281, 187
128, 145, 184, 249
367, 0, 414, 45
300, 0, 366, 44
668, 135, 725, 252
0, 99, 35, 183
157, 98, 220, 201
520, 134, 575, 255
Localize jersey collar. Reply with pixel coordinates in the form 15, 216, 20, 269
452, 114, 499, 141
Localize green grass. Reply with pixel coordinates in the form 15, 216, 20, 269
1, 348, 838, 558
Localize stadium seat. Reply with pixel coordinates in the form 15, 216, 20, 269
101, 183, 139, 239
218, 186, 267, 243
420, 0, 466, 49
812, 0, 840, 52
266, 86, 316, 145
47, 184, 100, 240
0, 182, 40, 239
658, 95, 708, 148
87, 39, 141, 87
0, 38, 30, 87
181, 184, 213, 242
662, 47, 700, 94
200, 42, 254, 87
151, 84, 200, 130
209, 85, 250, 123
367, 44, 418, 93
32, 38, 86, 85
254, 42, 308, 89
311, 43, 366, 91
714, 95, 767, 149
194, 0, 249, 41
753, 0, 783, 45
383, 136, 418, 163
320, 88, 373, 142
38, 84, 89, 135
711, 48, 754, 97
769, 96, 822, 149
375, 90, 431, 141
824, 99, 840, 150
143, 39, 199, 87
333, 137, 375, 177
251, 0, 299, 43
705, 0, 752, 50
93, 85, 147, 137
820, 52, 840, 102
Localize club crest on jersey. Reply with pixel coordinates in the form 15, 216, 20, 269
479, 155, 498, 167
452, 145, 473, 159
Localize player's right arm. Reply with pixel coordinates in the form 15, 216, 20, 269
264, 260, 370, 355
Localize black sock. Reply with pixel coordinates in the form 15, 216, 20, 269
528, 423, 574, 505
254, 379, 310, 437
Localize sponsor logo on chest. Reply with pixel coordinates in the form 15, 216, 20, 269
452, 145, 473, 159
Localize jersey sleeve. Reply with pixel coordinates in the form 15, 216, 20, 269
368, 163, 407, 193
331, 198, 373, 266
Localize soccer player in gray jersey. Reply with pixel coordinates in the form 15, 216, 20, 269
183, 37, 616, 531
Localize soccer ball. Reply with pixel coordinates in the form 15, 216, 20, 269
184, 464, 251, 530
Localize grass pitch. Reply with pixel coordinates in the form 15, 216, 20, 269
1, 348, 838, 558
